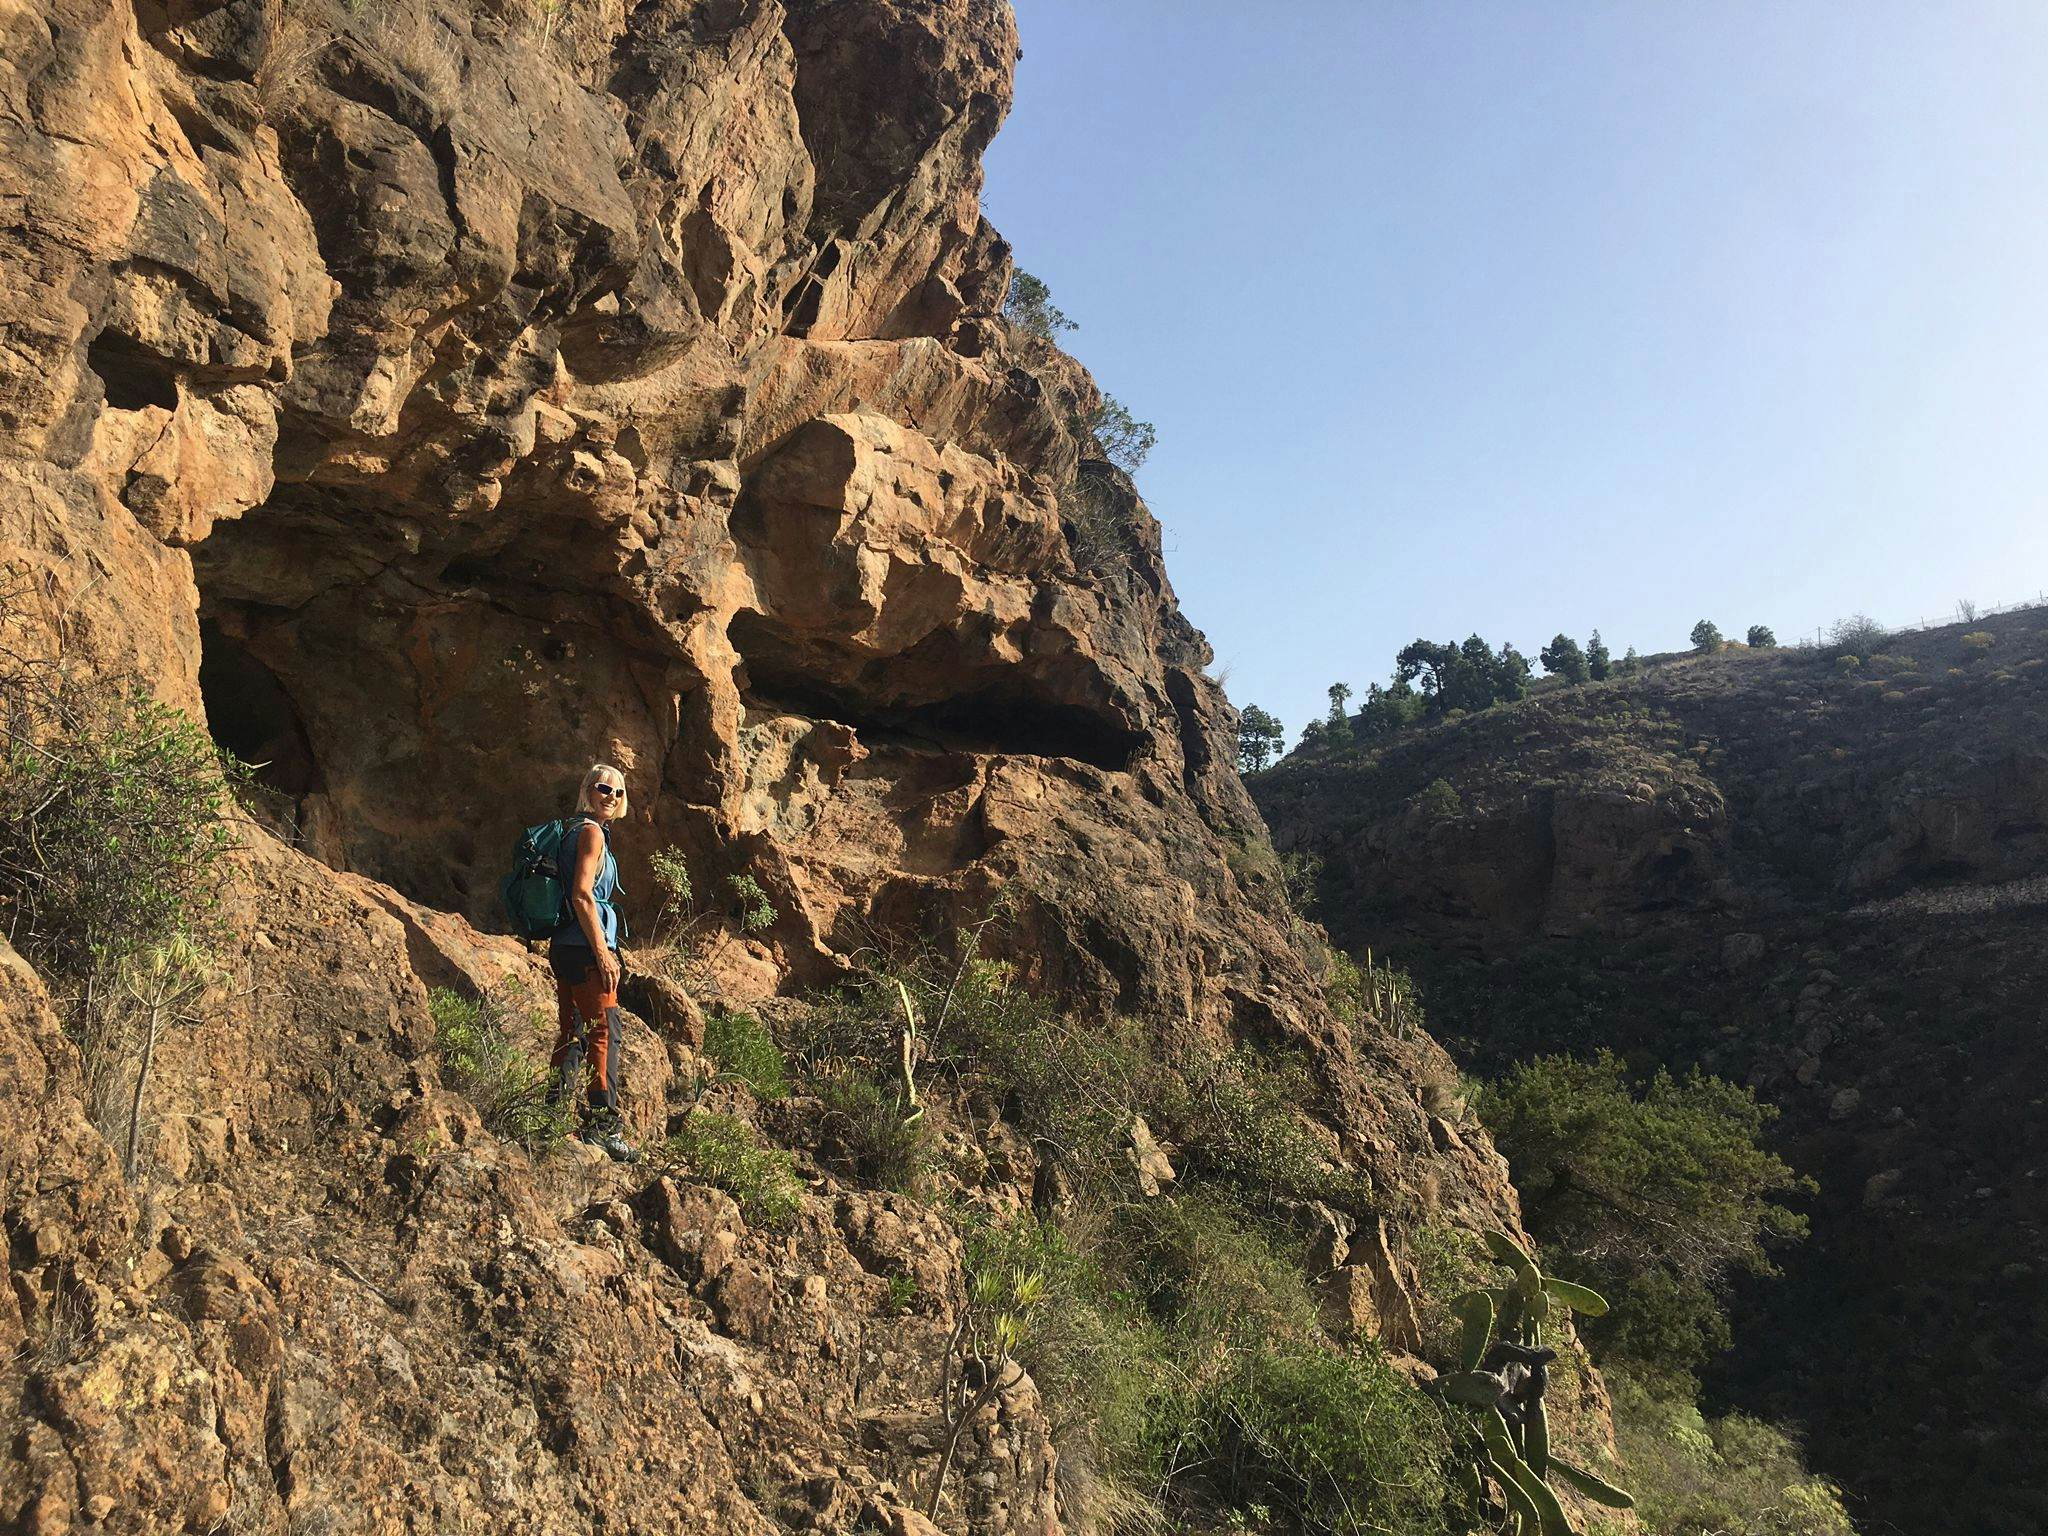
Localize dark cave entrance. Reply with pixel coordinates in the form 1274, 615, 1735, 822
726, 610, 1145, 771
197, 619, 324, 848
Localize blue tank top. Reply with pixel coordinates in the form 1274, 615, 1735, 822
553, 814, 623, 951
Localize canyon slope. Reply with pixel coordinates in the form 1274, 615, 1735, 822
1253, 612, 2048, 1536
0, 2, 1597, 1531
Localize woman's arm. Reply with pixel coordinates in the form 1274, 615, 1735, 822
566, 822, 620, 991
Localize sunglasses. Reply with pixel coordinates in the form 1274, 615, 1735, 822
591, 784, 623, 800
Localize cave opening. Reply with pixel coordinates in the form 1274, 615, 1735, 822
729, 610, 1143, 769
86, 330, 180, 412
197, 618, 324, 847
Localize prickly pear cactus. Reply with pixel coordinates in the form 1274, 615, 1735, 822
1440, 1232, 1632, 1534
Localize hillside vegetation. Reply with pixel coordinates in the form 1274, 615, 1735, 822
1253, 608, 2048, 1536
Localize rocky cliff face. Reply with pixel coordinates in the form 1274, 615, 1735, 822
1253, 614, 2048, 1536
0, 3, 1582, 1530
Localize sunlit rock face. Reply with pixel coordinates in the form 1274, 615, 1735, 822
0, 2, 1590, 1529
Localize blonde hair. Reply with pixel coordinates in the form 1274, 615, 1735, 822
576, 762, 628, 816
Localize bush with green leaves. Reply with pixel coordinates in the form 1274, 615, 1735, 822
703, 1007, 788, 1099
1236, 703, 1286, 772
429, 987, 571, 1147
1821, 614, 1888, 662
814, 1066, 931, 1190
1541, 634, 1589, 684
955, 1198, 1453, 1534
1587, 630, 1612, 680
1087, 393, 1156, 474
1003, 269, 1076, 339
1746, 625, 1777, 648
1167, 1345, 1458, 1536
1689, 620, 1723, 654
726, 872, 775, 933
658, 1112, 803, 1227
1417, 777, 1464, 820
0, 655, 243, 1140
0, 675, 236, 1000
1607, 1367, 1855, 1536
1474, 1051, 1809, 1380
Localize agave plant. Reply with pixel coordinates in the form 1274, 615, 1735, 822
1435, 1230, 1634, 1534
925, 1261, 1045, 1519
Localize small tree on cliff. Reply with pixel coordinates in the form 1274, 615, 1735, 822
1587, 629, 1612, 680
1476, 1051, 1810, 1379
1494, 643, 1534, 702
1236, 705, 1285, 773
1355, 680, 1425, 739
1323, 683, 1354, 748
1540, 633, 1589, 684
1746, 625, 1777, 648
1004, 270, 1076, 339
1690, 619, 1723, 654
1089, 394, 1156, 474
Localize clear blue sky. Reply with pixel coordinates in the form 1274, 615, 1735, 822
981, 1, 2048, 743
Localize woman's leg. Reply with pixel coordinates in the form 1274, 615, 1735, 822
555, 959, 619, 1118
550, 976, 586, 1104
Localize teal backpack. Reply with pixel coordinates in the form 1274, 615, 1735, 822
501, 818, 576, 940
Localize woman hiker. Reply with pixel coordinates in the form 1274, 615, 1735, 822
550, 763, 640, 1162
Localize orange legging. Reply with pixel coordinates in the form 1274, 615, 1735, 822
550, 946, 621, 1118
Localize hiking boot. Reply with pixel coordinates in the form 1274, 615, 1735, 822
580, 1123, 640, 1163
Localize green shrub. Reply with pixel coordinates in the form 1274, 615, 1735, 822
0, 658, 241, 1134
815, 1066, 930, 1190
1746, 625, 1777, 648
659, 1113, 802, 1227
1408, 1222, 1491, 1361
1166, 1346, 1457, 1536
1961, 630, 1996, 653
1109, 1194, 1319, 1362
1822, 614, 1888, 661
0, 676, 235, 996
1322, 946, 1368, 1024
1609, 1367, 1855, 1536
1416, 777, 1464, 820
1475, 1051, 1809, 1380
952, 1209, 1171, 1497
1004, 269, 1076, 339
1088, 393, 1156, 474
954, 1200, 1436, 1532
1174, 1045, 1363, 1212
726, 872, 775, 934
1690, 620, 1723, 654
429, 987, 571, 1147
704, 1007, 788, 1099
813, 941, 1362, 1218
840, 934, 1431, 1530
